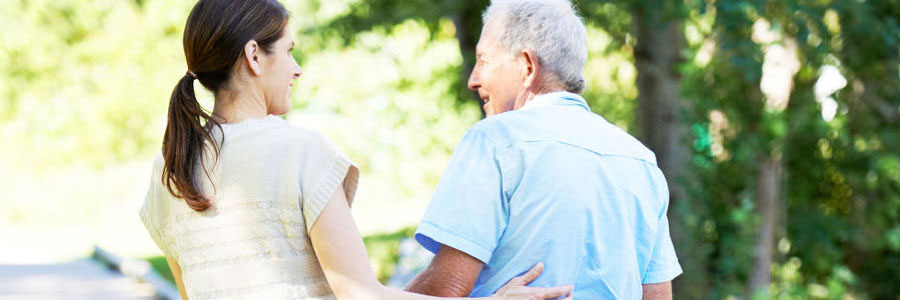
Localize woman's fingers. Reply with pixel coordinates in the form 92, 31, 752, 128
492, 263, 574, 300
517, 262, 545, 285
537, 284, 573, 299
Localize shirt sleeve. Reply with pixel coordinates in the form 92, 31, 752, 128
415, 127, 507, 264
299, 133, 359, 234
642, 170, 683, 284
138, 155, 172, 258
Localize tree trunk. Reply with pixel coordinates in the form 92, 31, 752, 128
632, 4, 704, 297
748, 154, 782, 296
748, 36, 799, 296
633, 8, 688, 202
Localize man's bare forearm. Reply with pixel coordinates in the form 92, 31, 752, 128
404, 245, 484, 297
405, 262, 473, 296
642, 281, 672, 300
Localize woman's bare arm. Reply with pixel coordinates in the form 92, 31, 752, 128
165, 255, 188, 300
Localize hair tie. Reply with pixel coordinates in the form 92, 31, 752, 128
187, 70, 198, 80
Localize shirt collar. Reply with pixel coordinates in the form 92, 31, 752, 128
520, 91, 590, 112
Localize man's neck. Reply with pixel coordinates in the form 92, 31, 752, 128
516, 87, 569, 110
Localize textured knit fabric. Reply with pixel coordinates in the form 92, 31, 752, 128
139, 115, 358, 300
415, 92, 682, 299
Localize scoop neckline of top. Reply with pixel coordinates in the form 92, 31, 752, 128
216, 115, 284, 131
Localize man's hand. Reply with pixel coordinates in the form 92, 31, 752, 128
404, 245, 485, 296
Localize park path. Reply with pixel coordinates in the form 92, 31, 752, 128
0, 259, 159, 300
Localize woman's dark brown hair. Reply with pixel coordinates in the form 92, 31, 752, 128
163, 0, 289, 211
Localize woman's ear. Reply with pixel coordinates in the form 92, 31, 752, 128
243, 40, 263, 76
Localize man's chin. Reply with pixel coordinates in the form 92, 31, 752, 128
483, 106, 496, 117
484, 106, 519, 117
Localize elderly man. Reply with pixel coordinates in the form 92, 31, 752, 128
403, 0, 682, 299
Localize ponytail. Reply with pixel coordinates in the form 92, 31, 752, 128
165, 0, 288, 211
161, 73, 221, 212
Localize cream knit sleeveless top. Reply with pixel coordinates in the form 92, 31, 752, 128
139, 115, 358, 299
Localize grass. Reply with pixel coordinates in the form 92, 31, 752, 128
144, 226, 416, 285
145, 256, 176, 284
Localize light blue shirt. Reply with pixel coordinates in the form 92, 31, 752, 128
415, 92, 682, 299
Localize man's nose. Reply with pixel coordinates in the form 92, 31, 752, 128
467, 70, 480, 92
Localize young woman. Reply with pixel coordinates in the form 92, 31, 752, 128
138, 1, 573, 299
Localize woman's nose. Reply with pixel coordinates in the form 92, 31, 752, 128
293, 58, 302, 78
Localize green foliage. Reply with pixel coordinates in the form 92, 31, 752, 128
679, 0, 900, 298
362, 226, 417, 283
0, 0, 194, 170
313, 0, 478, 41
145, 256, 176, 284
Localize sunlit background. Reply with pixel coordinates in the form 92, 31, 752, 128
1, 0, 898, 299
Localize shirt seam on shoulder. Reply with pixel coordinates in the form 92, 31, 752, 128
510, 139, 658, 166
419, 221, 494, 262
465, 126, 513, 198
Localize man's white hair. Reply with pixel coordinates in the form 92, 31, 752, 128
484, 0, 588, 93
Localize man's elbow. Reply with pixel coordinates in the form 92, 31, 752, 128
405, 268, 474, 297
405, 245, 482, 297
437, 278, 474, 297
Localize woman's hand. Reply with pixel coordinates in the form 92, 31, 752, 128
491, 263, 573, 300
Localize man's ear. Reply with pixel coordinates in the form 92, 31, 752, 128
520, 48, 540, 89
242, 40, 263, 76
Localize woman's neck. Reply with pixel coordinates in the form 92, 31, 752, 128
212, 85, 268, 124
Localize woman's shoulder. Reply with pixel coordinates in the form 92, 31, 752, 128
226, 115, 325, 141
279, 123, 330, 143
212, 116, 332, 155
264, 119, 339, 152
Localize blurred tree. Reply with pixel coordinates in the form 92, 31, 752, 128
622, 0, 703, 295
808, 0, 899, 297
313, 0, 488, 113
683, 0, 900, 298
0, 0, 195, 169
